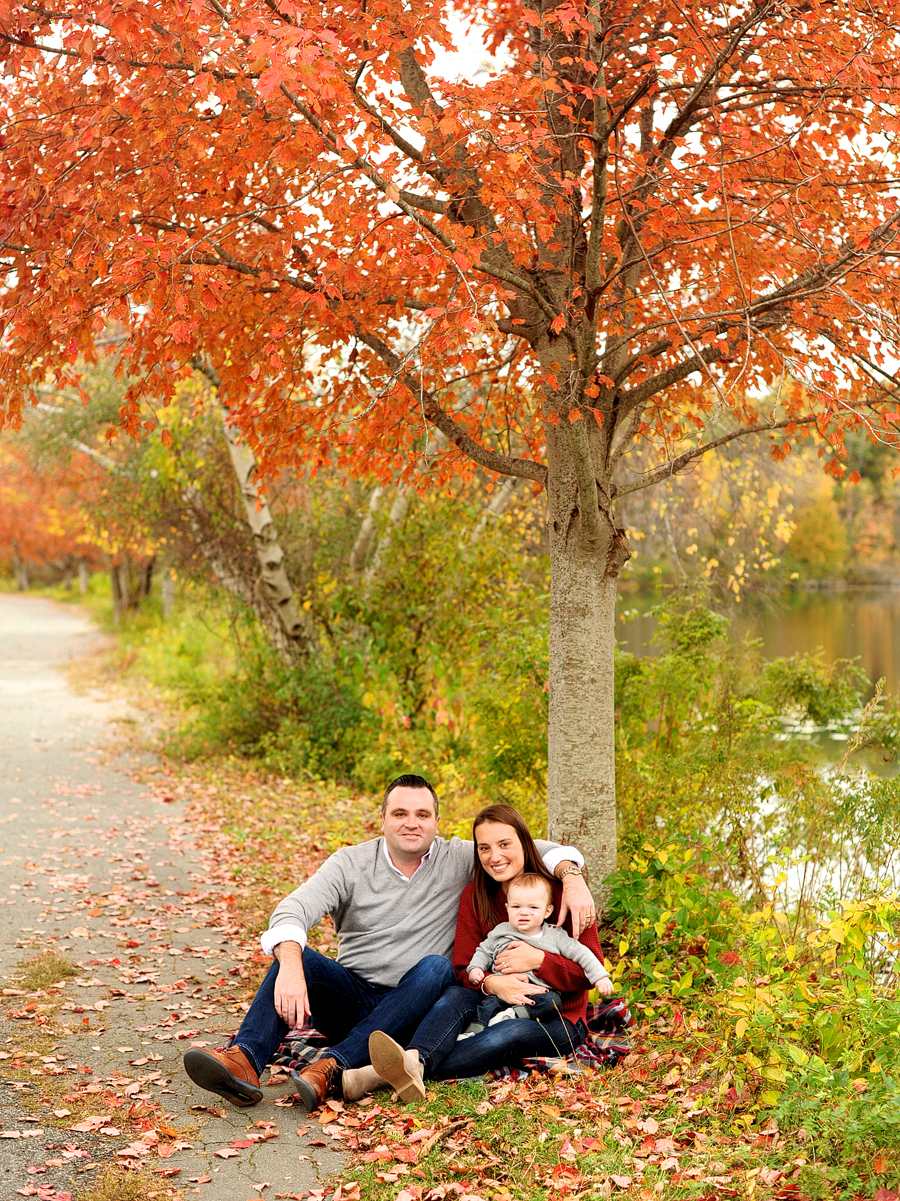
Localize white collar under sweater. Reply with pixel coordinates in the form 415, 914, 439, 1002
381, 837, 435, 880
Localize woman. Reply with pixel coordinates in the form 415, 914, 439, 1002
347, 803, 606, 1101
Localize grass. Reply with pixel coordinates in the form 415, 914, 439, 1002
76, 1163, 161, 1201
15, 950, 79, 991
339, 1065, 803, 1201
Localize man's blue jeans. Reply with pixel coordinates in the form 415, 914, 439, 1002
233, 949, 455, 1075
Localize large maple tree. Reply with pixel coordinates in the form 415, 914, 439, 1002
3, 0, 900, 884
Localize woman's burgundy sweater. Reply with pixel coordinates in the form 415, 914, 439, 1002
452, 881, 605, 1024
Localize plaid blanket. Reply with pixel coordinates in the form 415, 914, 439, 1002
264, 997, 633, 1082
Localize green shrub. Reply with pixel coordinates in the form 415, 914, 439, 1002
607, 838, 900, 1197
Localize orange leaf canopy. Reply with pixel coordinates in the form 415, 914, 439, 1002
2, 0, 900, 485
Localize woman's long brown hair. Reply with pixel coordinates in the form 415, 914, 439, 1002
471, 804, 557, 930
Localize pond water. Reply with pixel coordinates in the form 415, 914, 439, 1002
617, 586, 900, 696
618, 588, 900, 895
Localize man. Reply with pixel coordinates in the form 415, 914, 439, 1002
183, 774, 595, 1111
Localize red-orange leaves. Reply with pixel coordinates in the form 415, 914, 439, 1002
256, 67, 283, 99
0, 0, 899, 494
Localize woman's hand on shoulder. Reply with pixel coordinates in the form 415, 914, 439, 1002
557, 873, 597, 936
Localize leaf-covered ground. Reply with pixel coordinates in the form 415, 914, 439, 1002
5, 592, 894, 1201
0, 755, 345, 1201
169, 758, 899, 1201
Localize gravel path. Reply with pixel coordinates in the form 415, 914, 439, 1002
0, 593, 344, 1201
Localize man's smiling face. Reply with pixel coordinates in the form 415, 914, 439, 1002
381, 786, 439, 864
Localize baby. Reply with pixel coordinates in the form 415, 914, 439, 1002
465, 873, 612, 1032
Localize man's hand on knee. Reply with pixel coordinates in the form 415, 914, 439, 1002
273, 942, 311, 1029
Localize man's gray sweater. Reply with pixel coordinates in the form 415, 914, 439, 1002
262, 835, 572, 989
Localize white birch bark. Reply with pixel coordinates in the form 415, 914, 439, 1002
363, 487, 411, 584
218, 412, 315, 656
357, 425, 454, 583
349, 485, 384, 573
182, 484, 299, 661
471, 476, 520, 542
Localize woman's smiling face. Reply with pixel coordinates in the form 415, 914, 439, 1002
474, 821, 526, 887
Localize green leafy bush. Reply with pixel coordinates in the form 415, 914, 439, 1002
607, 839, 900, 1197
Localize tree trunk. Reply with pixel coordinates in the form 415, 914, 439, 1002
182, 484, 300, 663
471, 476, 520, 541
140, 557, 154, 598
547, 538, 619, 894
190, 359, 311, 659
77, 558, 89, 594
544, 417, 630, 901
11, 543, 29, 591
161, 567, 176, 618
117, 560, 131, 611
364, 487, 410, 584
110, 562, 123, 627
218, 409, 314, 656
349, 485, 384, 573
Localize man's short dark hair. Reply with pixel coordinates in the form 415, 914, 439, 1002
381, 774, 439, 819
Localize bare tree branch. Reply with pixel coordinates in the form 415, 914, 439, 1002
618, 345, 729, 414
609, 400, 647, 471
615, 413, 825, 497
351, 325, 549, 486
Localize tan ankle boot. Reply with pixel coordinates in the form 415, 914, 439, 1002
368, 1031, 426, 1103
341, 1063, 388, 1101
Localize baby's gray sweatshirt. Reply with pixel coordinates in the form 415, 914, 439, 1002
468, 921, 608, 987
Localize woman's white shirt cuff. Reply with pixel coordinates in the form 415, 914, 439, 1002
260, 924, 308, 957
543, 846, 584, 873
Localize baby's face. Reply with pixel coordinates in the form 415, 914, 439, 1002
506, 886, 554, 935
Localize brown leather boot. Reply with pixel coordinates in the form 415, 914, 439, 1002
290, 1055, 343, 1113
183, 1046, 263, 1107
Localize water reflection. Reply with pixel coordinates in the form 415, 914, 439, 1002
617, 587, 900, 697
617, 588, 900, 774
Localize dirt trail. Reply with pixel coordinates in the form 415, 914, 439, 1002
0, 593, 344, 1200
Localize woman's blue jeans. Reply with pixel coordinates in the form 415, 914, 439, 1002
233, 949, 455, 1075
405, 984, 587, 1080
